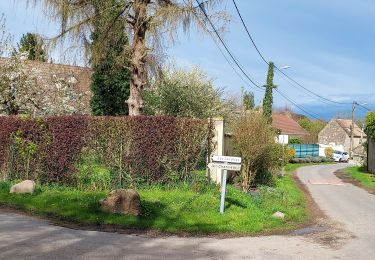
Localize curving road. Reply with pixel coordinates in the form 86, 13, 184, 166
1, 164, 375, 259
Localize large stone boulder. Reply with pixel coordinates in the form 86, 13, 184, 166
10, 180, 36, 194
100, 189, 141, 216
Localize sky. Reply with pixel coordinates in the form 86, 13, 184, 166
1, 0, 374, 119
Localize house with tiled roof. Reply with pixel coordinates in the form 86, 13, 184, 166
271, 113, 309, 144
318, 119, 366, 154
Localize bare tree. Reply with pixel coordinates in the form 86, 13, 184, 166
28, 0, 228, 115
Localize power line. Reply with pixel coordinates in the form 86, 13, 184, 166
204, 24, 263, 92
357, 103, 371, 111
231, 0, 268, 64
275, 68, 352, 105
275, 88, 322, 120
195, 0, 263, 90
231, 0, 353, 106
196, 0, 322, 119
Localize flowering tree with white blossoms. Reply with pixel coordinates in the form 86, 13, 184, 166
0, 52, 90, 116
0, 16, 90, 116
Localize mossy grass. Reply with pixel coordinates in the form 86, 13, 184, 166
0, 165, 308, 235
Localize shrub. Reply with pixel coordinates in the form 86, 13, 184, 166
289, 138, 301, 144
366, 111, 375, 142
311, 157, 321, 163
285, 147, 296, 162
324, 147, 334, 158
144, 65, 233, 118
290, 158, 300, 164
298, 158, 306, 163
232, 112, 282, 191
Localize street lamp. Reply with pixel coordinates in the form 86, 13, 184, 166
280, 65, 291, 70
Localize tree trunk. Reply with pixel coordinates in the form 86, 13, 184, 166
127, 1, 149, 116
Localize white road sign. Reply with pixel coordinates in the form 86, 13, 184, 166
212, 155, 241, 164
208, 162, 241, 171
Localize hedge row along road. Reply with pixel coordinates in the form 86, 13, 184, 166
1, 163, 375, 259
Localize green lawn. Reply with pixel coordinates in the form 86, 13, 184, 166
0, 166, 308, 235
344, 166, 375, 189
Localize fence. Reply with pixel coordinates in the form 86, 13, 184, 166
289, 144, 319, 158
368, 140, 375, 173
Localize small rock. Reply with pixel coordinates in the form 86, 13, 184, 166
10, 180, 36, 194
272, 211, 285, 219
100, 189, 141, 216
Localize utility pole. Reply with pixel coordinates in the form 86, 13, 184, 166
350, 101, 356, 159
241, 86, 244, 114
350, 101, 368, 158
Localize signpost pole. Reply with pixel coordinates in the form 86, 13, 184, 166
209, 155, 241, 215
219, 168, 227, 214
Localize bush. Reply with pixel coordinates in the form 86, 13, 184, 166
144, 65, 231, 118
285, 147, 296, 163
232, 112, 282, 191
289, 156, 334, 164
0, 116, 212, 187
366, 111, 375, 142
324, 147, 334, 158
289, 138, 301, 144
311, 157, 321, 163
290, 158, 300, 164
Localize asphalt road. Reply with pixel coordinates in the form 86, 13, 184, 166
1, 163, 375, 259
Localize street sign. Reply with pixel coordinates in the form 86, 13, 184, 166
210, 155, 242, 214
208, 162, 241, 171
212, 155, 241, 164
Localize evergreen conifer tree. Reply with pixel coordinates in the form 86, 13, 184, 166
263, 62, 276, 123
16, 33, 47, 61
89, 0, 130, 116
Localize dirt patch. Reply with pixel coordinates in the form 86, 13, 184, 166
334, 169, 375, 195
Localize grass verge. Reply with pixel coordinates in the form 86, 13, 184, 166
0, 166, 309, 235
343, 166, 375, 189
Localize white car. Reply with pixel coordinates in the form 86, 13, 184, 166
333, 150, 349, 162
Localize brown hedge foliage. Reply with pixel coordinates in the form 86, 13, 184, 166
0, 116, 211, 185
44, 116, 87, 182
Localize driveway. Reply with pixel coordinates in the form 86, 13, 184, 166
1, 164, 375, 259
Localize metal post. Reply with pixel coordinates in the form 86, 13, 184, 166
282, 141, 285, 176
219, 169, 227, 214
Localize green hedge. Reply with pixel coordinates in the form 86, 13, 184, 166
366, 111, 375, 142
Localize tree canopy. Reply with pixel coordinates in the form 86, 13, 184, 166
298, 118, 326, 143
144, 65, 231, 118
243, 91, 255, 111
89, 0, 130, 116
15, 33, 47, 61
366, 111, 375, 142
29, 0, 228, 115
